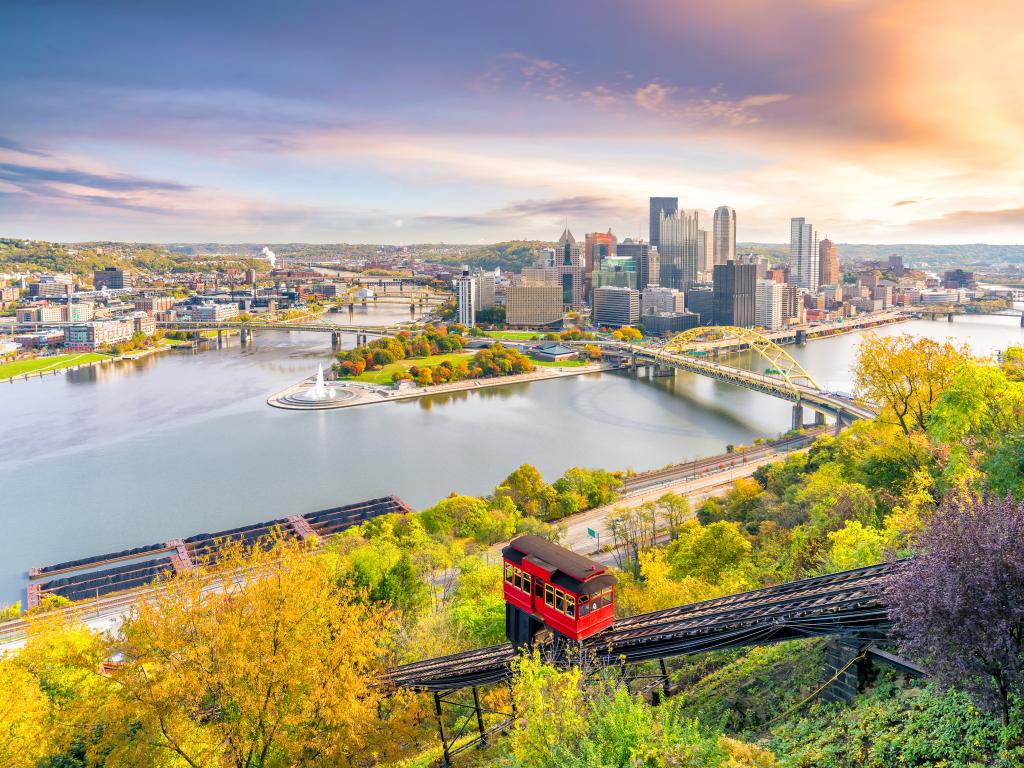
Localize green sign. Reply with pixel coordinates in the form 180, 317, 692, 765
587, 528, 597, 538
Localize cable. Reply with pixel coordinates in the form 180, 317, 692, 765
761, 647, 868, 729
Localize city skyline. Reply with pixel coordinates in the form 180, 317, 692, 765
1, 1, 1023, 245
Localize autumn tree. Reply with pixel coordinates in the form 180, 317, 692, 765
0, 657, 51, 768
853, 332, 974, 435
95, 536, 408, 767
885, 492, 1024, 726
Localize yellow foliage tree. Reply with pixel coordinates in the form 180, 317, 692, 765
94, 536, 414, 767
0, 657, 51, 768
508, 652, 588, 767
853, 332, 974, 435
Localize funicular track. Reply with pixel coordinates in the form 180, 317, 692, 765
384, 561, 896, 692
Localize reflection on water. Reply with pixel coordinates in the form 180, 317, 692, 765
0, 312, 1020, 602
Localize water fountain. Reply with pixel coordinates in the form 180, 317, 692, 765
276, 362, 357, 407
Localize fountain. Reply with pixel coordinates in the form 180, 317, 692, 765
276, 362, 357, 407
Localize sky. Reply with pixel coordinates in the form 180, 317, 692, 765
1, 0, 1023, 245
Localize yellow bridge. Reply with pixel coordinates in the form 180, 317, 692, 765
587, 326, 877, 429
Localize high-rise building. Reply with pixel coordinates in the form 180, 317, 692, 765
685, 283, 714, 325
28, 274, 73, 298
506, 284, 564, 327
712, 260, 756, 327
781, 284, 804, 325
591, 255, 637, 291
593, 286, 640, 328
658, 209, 700, 291
818, 238, 839, 287
713, 206, 736, 266
556, 228, 586, 308
755, 279, 784, 330
455, 267, 476, 327
584, 230, 616, 300
473, 270, 495, 310
888, 254, 905, 276
789, 218, 819, 292
696, 229, 712, 273
648, 197, 678, 251
618, 239, 658, 290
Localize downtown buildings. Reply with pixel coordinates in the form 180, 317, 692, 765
455, 267, 476, 327
713, 206, 736, 267
790, 217, 819, 292
658, 209, 701, 291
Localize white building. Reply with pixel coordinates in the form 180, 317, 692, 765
455, 267, 477, 327
594, 286, 640, 328
473, 271, 496, 310
640, 286, 685, 316
790, 217, 819, 292
755, 279, 784, 330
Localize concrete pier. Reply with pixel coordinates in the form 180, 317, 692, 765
792, 403, 804, 431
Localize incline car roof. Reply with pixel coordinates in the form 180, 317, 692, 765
502, 535, 608, 583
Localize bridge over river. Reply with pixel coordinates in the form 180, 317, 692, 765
578, 326, 879, 430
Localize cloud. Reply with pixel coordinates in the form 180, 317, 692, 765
909, 206, 1024, 231
419, 195, 621, 228
635, 83, 672, 111
0, 138, 51, 158
894, 199, 919, 207
0, 162, 191, 193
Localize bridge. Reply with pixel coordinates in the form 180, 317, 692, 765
583, 327, 878, 430
155, 320, 409, 348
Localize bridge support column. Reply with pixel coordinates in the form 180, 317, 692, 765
347, 303, 354, 318
331, 332, 342, 350
240, 328, 249, 348
814, 410, 826, 426
217, 330, 223, 348
821, 640, 870, 705
947, 312, 954, 322
791, 403, 804, 431
410, 302, 416, 317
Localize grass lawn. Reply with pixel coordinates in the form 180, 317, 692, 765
481, 330, 544, 341
342, 351, 475, 385
530, 358, 589, 367
0, 352, 110, 379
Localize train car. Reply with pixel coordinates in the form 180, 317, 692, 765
502, 534, 616, 646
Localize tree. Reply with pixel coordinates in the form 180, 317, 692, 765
96, 536, 407, 766
653, 492, 691, 540
668, 521, 752, 583
853, 333, 974, 435
825, 520, 885, 570
885, 492, 1024, 726
0, 658, 51, 768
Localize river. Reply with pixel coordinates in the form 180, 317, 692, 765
0, 307, 1021, 603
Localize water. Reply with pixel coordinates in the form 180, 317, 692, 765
1, 307, 1021, 603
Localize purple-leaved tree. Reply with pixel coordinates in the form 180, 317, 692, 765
885, 492, 1024, 726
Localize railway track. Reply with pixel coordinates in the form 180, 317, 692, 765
383, 561, 896, 691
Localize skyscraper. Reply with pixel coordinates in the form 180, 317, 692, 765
584, 229, 616, 301
658, 209, 700, 290
455, 267, 476, 327
755, 279, 784, 330
556, 228, 586, 308
818, 238, 839, 287
618, 238, 658, 290
712, 206, 736, 266
649, 197, 678, 251
790, 217, 819, 292
696, 229, 712, 273
712, 260, 756, 327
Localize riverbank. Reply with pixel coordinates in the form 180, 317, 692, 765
267, 361, 618, 410
0, 342, 177, 384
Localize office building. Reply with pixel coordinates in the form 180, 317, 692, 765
584, 230, 616, 299
696, 229, 712, 273
617, 238, 658, 290
713, 206, 736, 266
888, 254, 905, 276
455, 267, 476, 327
712, 260, 756, 327
755, 279, 784, 330
640, 286, 685, 316
28, 274, 73, 298
648, 197, 678, 250
593, 286, 640, 328
94, 267, 133, 290
658, 208, 700, 290
942, 269, 975, 289
134, 296, 176, 314
818, 238, 839, 287
644, 311, 700, 337
782, 284, 804, 324
473, 270, 496, 310
555, 228, 586, 308
505, 284, 564, 327
520, 267, 560, 286
17, 305, 64, 323
591, 254, 637, 291
65, 319, 134, 350
132, 312, 156, 335
789, 217, 818, 292
190, 303, 237, 322
685, 283, 714, 325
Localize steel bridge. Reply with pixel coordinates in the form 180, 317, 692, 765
156, 320, 407, 348
586, 327, 877, 429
